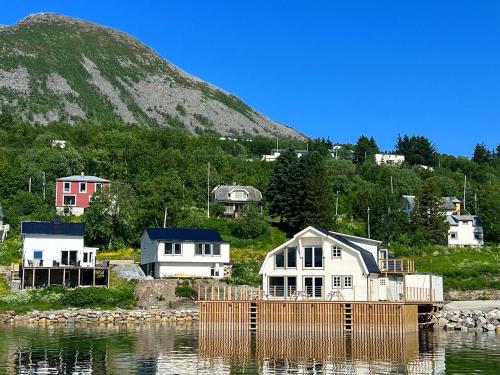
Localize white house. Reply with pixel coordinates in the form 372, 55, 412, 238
374, 153, 405, 166
259, 226, 443, 302
141, 228, 230, 279
21, 221, 107, 288
0, 204, 9, 243
212, 184, 263, 217
262, 149, 308, 162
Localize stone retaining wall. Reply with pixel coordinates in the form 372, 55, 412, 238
431, 308, 500, 333
0, 309, 199, 325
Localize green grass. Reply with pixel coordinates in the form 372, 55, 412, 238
96, 248, 140, 262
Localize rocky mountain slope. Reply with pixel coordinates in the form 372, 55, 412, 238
0, 13, 302, 138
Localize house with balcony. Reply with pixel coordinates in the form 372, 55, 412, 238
20, 221, 109, 289
259, 226, 443, 302
212, 184, 263, 217
55, 173, 110, 216
140, 228, 230, 278
0, 204, 9, 243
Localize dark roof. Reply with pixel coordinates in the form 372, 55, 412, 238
21, 221, 85, 236
57, 175, 110, 183
145, 228, 225, 242
212, 185, 263, 203
313, 226, 380, 273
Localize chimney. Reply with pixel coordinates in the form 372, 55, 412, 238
81, 172, 84, 176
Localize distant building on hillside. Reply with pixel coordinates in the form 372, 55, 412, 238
51, 140, 67, 149
212, 184, 263, 218
20, 221, 109, 289
401, 195, 483, 246
374, 153, 405, 166
140, 228, 230, 279
262, 149, 308, 162
55, 173, 110, 216
0, 204, 9, 243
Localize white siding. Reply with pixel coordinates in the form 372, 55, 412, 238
23, 234, 88, 267
448, 221, 483, 246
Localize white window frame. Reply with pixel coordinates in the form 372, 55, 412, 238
164, 242, 182, 256
331, 246, 342, 258
304, 246, 323, 269
332, 276, 342, 288
195, 243, 221, 256
450, 232, 457, 239
79, 182, 87, 193
63, 182, 71, 193
63, 195, 77, 206
342, 275, 353, 289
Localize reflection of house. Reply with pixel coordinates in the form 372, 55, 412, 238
262, 149, 308, 162
0, 204, 9, 242
141, 228, 230, 278
401, 195, 483, 246
21, 221, 109, 289
55, 173, 110, 216
212, 184, 262, 217
375, 153, 405, 165
259, 226, 443, 302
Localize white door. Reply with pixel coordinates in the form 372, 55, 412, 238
378, 278, 388, 300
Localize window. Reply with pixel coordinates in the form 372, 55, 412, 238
174, 243, 182, 255
305, 247, 323, 268
286, 247, 296, 268
343, 276, 353, 289
332, 246, 342, 258
233, 191, 246, 200
304, 276, 323, 298
450, 232, 457, 239
83, 253, 88, 263
33, 251, 43, 260
379, 278, 386, 286
275, 251, 285, 268
95, 183, 102, 192
204, 243, 211, 255
79, 182, 87, 193
213, 244, 221, 256
165, 243, 173, 255
196, 244, 203, 255
63, 195, 76, 206
332, 276, 341, 288
63, 182, 71, 192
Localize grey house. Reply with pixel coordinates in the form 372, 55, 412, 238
212, 184, 263, 218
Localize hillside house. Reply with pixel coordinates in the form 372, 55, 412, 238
212, 184, 263, 217
402, 195, 483, 246
262, 149, 308, 162
21, 221, 109, 289
0, 204, 9, 243
259, 226, 443, 302
374, 153, 405, 166
55, 173, 110, 216
141, 228, 230, 278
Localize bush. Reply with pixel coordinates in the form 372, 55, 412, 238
60, 284, 137, 309
175, 280, 192, 298
0, 236, 22, 265
230, 205, 267, 239
227, 261, 262, 286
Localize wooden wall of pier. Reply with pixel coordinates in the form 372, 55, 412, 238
198, 301, 418, 334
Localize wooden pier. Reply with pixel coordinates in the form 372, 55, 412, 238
196, 285, 440, 334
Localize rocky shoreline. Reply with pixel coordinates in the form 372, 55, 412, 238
0, 309, 199, 325
431, 308, 500, 333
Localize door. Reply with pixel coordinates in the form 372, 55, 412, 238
304, 277, 323, 298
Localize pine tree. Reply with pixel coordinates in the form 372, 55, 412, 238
412, 179, 449, 244
472, 143, 492, 164
353, 135, 379, 164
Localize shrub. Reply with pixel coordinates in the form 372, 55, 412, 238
61, 284, 136, 308
230, 205, 268, 239
175, 280, 192, 298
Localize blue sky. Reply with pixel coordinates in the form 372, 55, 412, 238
1, 1, 499, 155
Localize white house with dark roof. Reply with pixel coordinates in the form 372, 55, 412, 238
212, 184, 263, 217
140, 228, 230, 278
374, 153, 405, 166
259, 226, 443, 302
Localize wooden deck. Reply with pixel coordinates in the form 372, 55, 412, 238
21, 265, 110, 289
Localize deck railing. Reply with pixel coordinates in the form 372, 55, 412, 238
378, 258, 415, 273
197, 285, 262, 301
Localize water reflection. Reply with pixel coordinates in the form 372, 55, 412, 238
0, 323, 498, 374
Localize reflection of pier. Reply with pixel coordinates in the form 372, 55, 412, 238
199, 324, 444, 374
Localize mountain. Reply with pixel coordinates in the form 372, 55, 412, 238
0, 13, 303, 138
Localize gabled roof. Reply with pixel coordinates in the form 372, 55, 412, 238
314, 227, 380, 273
145, 228, 226, 243
212, 185, 262, 203
57, 175, 110, 183
447, 215, 481, 226
21, 221, 85, 236
442, 197, 461, 210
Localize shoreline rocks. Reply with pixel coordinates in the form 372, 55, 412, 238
0, 309, 199, 325
431, 308, 500, 333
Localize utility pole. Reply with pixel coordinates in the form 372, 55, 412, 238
367, 207, 371, 239
182, 180, 185, 210
163, 206, 168, 228
335, 190, 339, 216
42, 172, 46, 200
207, 162, 211, 218
390, 175, 394, 194
463, 175, 467, 211
28, 177, 32, 193
474, 190, 478, 213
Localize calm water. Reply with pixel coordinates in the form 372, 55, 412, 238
0, 323, 499, 374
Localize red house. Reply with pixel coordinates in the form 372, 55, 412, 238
55, 173, 110, 216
